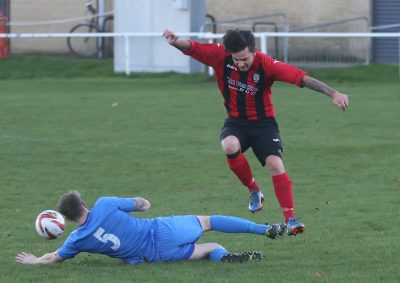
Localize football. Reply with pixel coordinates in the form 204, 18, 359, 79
35, 210, 65, 240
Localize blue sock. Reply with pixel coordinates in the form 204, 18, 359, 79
209, 247, 228, 262
210, 215, 269, 235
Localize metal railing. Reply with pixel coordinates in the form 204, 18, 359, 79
370, 23, 400, 31
201, 16, 372, 67
201, 13, 288, 34
287, 17, 370, 66
201, 13, 289, 62
2, 31, 400, 77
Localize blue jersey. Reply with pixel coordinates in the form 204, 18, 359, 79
57, 197, 157, 264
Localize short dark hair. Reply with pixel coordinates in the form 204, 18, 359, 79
223, 29, 256, 53
58, 191, 84, 221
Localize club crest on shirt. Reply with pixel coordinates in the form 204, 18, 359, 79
252, 73, 260, 83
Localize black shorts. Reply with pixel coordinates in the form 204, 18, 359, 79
220, 117, 283, 166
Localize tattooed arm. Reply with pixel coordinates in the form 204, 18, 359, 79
133, 197, 151, 211
302, 75, 349, 110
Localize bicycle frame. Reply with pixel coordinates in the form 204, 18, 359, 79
67, 0, 114, 58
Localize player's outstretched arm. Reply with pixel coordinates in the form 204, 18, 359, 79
133, 197, 151, 211
301, 75, 349, 110
163, 29, 192, 52
16, 251, 63, 265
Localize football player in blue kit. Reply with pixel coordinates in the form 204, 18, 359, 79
16, 191, 287, 265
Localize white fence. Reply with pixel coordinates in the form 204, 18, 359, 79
1, 32, 400, 77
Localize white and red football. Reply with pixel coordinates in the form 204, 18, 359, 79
35, 210, 65, 240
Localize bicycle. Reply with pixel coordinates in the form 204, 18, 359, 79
67, 0, 114, 58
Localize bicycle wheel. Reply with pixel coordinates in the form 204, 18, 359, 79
67, 23, 102, 58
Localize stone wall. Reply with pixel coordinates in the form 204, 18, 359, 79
206, 0, 371, 27
9, 0, 113, 54
205, 0, 372, 63
8, 0, 371, 55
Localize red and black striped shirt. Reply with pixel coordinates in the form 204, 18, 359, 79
184, 41, 307, 120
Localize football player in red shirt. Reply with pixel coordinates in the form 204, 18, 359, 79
163, 29, 349, 236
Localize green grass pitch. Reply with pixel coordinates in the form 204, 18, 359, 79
0, 57, 399, 282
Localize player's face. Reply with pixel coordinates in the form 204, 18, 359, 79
231, 47, 255, 72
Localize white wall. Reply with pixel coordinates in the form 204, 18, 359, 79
114, 0, 205, 73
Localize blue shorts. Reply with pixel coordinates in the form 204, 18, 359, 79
153, 215, 203, 262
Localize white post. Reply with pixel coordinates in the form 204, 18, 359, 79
97, 0, 105, 58
260, 34, 267, 54
365, 36, 370, 65
124, 34, 130, 76
208, 38, 214, 76
283, 25, 289, 63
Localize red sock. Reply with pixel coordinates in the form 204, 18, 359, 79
272, 173, 295, 222
226, 153, 259, 192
